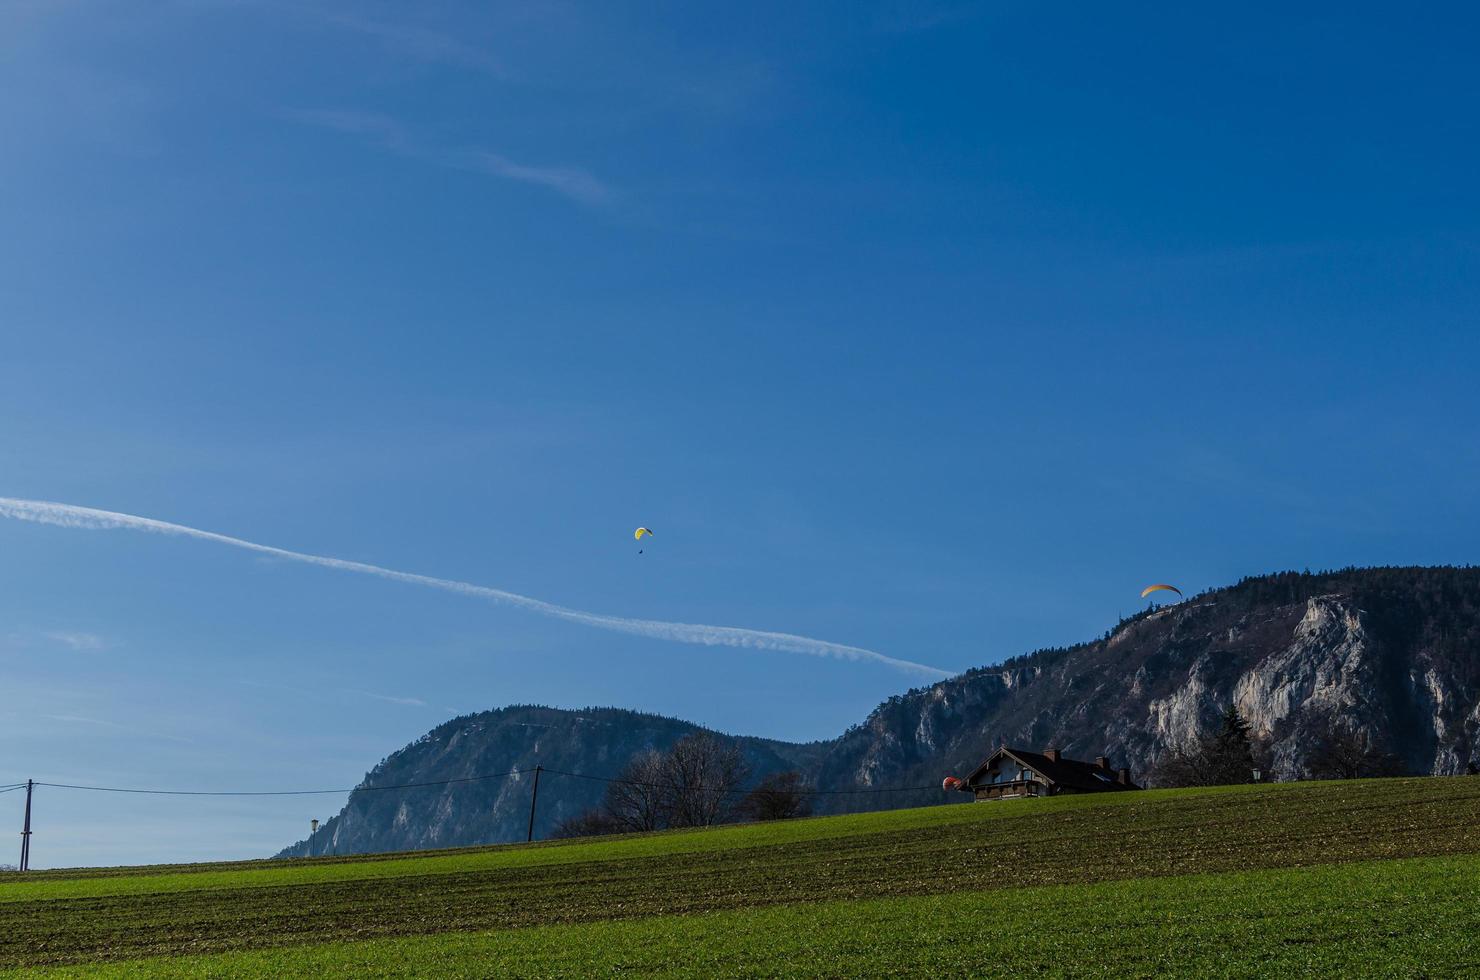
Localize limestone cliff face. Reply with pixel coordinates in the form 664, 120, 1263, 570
816, 568, 1480, 805
280, 567, 1480, 856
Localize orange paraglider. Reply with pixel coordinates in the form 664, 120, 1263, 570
1140, 583, 1184, 600
942, 776, 963, 792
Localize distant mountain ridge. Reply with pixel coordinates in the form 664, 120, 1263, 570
278, 706, 824, 856
279, 566, 1480, 857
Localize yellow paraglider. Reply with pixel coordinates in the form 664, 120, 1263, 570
1141, 583, 1184, 600
634, 527, 653, 554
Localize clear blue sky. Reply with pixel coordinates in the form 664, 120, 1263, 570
3, 1, 1478, 867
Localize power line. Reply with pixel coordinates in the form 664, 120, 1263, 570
9, 768, 937, 800
34, 783, 353, 797
31, 769, 528, 798
9, 767, 945, 865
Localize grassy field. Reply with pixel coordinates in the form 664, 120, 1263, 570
5, 777, 1480, 976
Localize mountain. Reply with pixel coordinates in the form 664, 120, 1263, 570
279, 566, 1480, 857
810, 567, 1480, 807
277, 706, 823, 857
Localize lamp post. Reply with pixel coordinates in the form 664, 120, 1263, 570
309, 818, 319, 858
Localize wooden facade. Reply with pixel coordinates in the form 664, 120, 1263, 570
960, 746, 1140, 801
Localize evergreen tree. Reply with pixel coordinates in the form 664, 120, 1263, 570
1204, 705, 1257, 785
1153, 705, 1263, 787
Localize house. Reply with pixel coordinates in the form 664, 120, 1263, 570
961, 746, 1140, 800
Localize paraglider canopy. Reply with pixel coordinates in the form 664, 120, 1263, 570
942, 776, 963, 792
634, 527, 653, 541
1141, 583, 1184, 599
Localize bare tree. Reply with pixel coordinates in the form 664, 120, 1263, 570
659, 733, 750, 828
1152, 739, 1213, 788
550, 809, 618, 839
1307, 716, 1404, 780
553, 735, 753, 837
602, 749, 668, 832
1153, 706, 1271, 787
738, 771, 812, 822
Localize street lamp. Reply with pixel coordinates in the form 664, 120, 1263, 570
309, 818, 319, 858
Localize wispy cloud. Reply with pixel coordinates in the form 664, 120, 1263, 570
43, 713, 119, 727
291, 108, 404, 146
239, 679, 432, 710
344, 689, 429, 708
0, 496, 953, 678
289, 108, 612, 206
42, 630, 107, 652
38, 713, 194, 744
2, 629, 110, 653
314, 9, 507, 77
469, 152, 610, 206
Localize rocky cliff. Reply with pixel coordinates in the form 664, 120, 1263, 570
280, 567, 1480, 856
814, 567, 1480, 810
277, 705, 821, 857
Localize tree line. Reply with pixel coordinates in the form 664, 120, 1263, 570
553, 733, 812, 838
1152, 705, 1407, 787
557, 705, 1427, 840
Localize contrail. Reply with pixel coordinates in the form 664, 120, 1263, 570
0, 497, 951, 678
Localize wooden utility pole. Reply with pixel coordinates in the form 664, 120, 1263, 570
19, 780, 33, 872
526, 766, 542, 843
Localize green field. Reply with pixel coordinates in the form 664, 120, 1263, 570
5, 778, 1480, 977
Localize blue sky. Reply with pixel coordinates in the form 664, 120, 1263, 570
2, 1, 1478, 867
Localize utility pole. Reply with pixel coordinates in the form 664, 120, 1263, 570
526, 766, 542, 843
19, 780, 33, 872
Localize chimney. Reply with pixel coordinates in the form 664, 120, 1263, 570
1117, 767, 1131, 785
1095, 756, 1110, 770
1044, 748, 1060, 763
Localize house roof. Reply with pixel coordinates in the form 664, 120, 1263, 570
965, 746, 1140, 792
